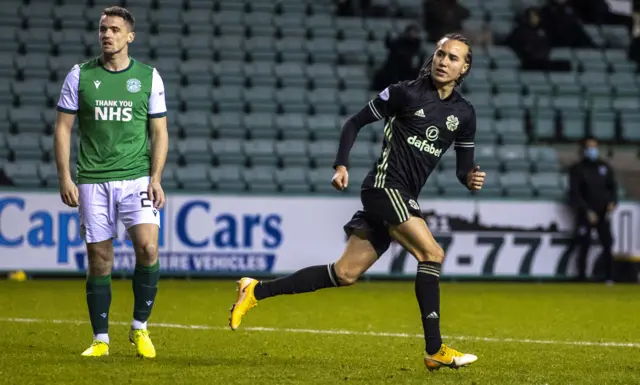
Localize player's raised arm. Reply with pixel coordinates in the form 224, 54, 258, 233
54, 65, 80, 207
333, 84, 408, 170
454, 106, 483, 190
147, 68, 168, 209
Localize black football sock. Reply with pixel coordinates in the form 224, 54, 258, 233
86, 274, 112, 338
253, 264, 340, 300
132, 261, 160, 327
415, 261, 443, 355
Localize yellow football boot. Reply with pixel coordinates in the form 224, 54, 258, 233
81, 340, 109, 357
129, 329, 156, 358
424, 344, 477, 371
229, 277, 259, 330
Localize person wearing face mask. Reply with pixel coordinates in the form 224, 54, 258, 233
568, 136, 618, 283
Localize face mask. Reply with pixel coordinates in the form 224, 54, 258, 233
584, 147, 598, 160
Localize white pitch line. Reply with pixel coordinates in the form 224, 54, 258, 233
1, 317, 639, 349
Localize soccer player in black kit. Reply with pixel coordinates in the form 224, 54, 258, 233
229, 34, 485, 371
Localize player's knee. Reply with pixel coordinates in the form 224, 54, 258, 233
334, 264, 361, 286
136, 242, 158, 265
415, 244, 445, 263
87, 245, 113, 275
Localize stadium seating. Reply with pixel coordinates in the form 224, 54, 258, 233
0, 0, 635, 200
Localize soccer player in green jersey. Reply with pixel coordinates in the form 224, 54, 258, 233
54, 6, 168, 358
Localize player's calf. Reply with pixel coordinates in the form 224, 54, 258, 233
84, 240, 114, 354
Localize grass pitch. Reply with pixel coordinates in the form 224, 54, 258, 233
0, 279, 639, 384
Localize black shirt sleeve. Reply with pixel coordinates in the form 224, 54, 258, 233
454, 106, 476, 188
606, 162, 619, 205
333, 83, 409, 168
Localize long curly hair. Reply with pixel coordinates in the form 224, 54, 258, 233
418, 33, 473, 87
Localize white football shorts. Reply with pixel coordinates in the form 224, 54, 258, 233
78, 176, 161, 244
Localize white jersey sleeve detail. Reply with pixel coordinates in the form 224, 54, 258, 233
57, 64, 80, 113
148, 68, 167, 117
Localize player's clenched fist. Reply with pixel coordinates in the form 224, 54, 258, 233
59, 178, 79, 207
466, 165, 486, 191
331, 165, 349, 191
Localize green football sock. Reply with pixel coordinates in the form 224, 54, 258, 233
132, 261, 160, 324
86, 274, 112, 336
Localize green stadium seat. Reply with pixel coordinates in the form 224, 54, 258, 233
583, 25, 605, 47
15, 54, 51, 82
612, 96, 640, 112
214, 113, 246, 139
487, 46, 520, 69
349, 141, 374, 168
4, 161, 41, 187
213, 86, 244, 113
243, 140, 278, 166
345, 167, 370, 194
246, 37, 277, 62
590, 112, 616, 141
441, 181, 473, 197
339, 89, 368, 115
561, 113, 585, 140
17, 28, 52, 54
553, 95, 585, 111
182, 11, 214, 34
306, 39, 338, 64
620, 112, 640, 142
214, 61, 245, 87
528, 146, 561, 173
491, 93, 522, 111
498, 145, 530, 172
7, 133, 41, 161
9, 107, 46, 134
309, 89, 340, 114
337, 40, 368, 65
180, 59, 213, 85
244, 113, 277, 139
276, 140, 309, 167
175, 164, 212, 190
276, 38, 307, 63
212, 138, 245, 165
579, 72, 611, 95
500, 172, 532, 197
574, 49, 608, 72
38, 162, 59, 188
309, 140, 337, 167
549, 72, 581, 95
244, 62, 275, 87
609, 73, 638, 96
308, 63, 338, 88
177, 112, 212, 138
217, 0, 246, 13
276, 167, 310, 193
308, 167, 335, 193
530, 172, 562, 197
161, 164, 179, 190
275, 88, 308, 115
180, 85, 212, 111
244, 87, 277, 114
275, 63, 307, 88
587, 94, 613, 113
277, 114, 309, 140
153, 58, 181, 84
214, 37, 246, 62
475, 145, 500, 170
181, 36, 214, 61
491, 69, 521, 94
494, 118, 527, 145
464, 68, 492, 93
243, 166, 278, 193
337, 66, 369, 90
521, 72, 552, 95
308, 115, 340, 141
178, 138, 212, 165
209, 165, 246, 192
601, 25, 630, 49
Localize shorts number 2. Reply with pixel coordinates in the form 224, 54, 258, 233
139, 191, 152, 208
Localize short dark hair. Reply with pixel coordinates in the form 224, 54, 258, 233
102, 6, 135, 31
418, 33, 473, 87
581, 135, 598, 148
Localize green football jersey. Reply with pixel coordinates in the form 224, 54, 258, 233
56, 57, 167, 184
